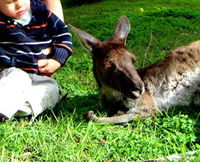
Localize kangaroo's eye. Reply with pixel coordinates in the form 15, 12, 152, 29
5, 0, 13, 4
131, 55, 136, 62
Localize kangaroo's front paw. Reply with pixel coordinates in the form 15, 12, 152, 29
84, 111, 96, 121
0, 113, 8, 123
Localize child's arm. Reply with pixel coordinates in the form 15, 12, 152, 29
38, 12, 72, 76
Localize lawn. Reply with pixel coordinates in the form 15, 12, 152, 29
1, 0, 200, 161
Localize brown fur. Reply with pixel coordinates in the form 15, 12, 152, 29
139, 41, 200, 95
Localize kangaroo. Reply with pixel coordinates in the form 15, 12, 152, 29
70, 16, 200, 124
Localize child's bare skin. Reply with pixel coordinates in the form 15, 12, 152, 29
38, 47, 61, 76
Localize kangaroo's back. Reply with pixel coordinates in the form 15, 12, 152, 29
138, 40, 200, 109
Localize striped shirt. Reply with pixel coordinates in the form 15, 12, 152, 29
0, 0, 72, 74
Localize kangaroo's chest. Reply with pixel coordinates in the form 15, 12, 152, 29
100, 85, 136, 110
154, 66, 200, 109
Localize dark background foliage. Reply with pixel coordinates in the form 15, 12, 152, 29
61, 0, 103, 7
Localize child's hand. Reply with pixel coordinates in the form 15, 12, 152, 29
37, 59, 61, 77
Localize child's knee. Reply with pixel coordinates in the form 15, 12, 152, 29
0, 67, 32, 87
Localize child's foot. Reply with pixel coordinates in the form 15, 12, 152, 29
0, 113, 8, 122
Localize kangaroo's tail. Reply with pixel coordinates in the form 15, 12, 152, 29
85, 111, 138, 124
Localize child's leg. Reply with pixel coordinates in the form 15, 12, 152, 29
0, 67, 61, 121
27, 74, 61, 120
0, 67, 33, 119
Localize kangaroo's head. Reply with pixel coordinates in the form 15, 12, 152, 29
70, 16, 144, 99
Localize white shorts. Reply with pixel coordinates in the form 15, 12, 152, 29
0, 67, 61, 122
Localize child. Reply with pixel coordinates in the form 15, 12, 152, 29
0, 0, 72, 122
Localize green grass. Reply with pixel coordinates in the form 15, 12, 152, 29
1, 0, 200, 161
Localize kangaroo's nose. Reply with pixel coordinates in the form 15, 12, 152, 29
134, 80, 145, 94
130, 81, 145, 99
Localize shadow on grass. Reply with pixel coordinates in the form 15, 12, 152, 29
46, 94, 200, 130
12, 92, 200, 132
44, 93, 105, 122
6, 94, 102, 124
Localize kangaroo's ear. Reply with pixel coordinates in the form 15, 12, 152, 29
69, 24, 100, 52
111, 16, 130, 44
